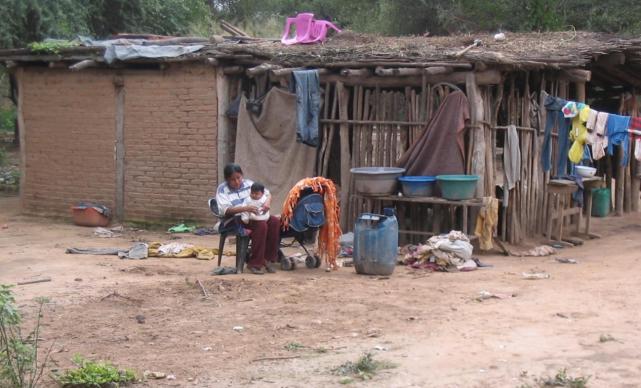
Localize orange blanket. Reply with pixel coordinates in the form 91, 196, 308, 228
281, 177, 342, 269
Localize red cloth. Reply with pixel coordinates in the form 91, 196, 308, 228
397, 90, 470, 175
245, 215, 280, 268
631, 117, 641, 141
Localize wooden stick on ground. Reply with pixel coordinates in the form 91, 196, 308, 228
17, 277, 51, 286
196, 279, 209, 298
251, 355, 301, 363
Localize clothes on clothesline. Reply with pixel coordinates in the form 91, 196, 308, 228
542, 95, 641, 169
504, 125, 521, 190
606, 114, 631, 166
292, 69, 321, 147
568, 105, 591, 164
542, 94, 571, 173
591, 112, 609, 160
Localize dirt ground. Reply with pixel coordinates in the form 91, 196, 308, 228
2, 195, 641, 387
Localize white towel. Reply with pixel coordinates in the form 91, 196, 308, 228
592, 112, 609, 160
586, 109, 598, 130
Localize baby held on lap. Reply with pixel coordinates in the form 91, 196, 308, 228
240, 182, 270, 224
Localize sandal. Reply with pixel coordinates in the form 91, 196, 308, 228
248, 266, 264, 275
265, 263, 277, 273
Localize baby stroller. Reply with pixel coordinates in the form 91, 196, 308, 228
278, 188, 325, 270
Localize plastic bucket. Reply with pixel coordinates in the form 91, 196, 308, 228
591, 188, 611, 217
436, 175, 479, 200
398, 176, 436, 197
350, 167, 405, 195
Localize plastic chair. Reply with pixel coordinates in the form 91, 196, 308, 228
281, 13, 315, 45
306, 20, 341, 44
208, 198, 251, 273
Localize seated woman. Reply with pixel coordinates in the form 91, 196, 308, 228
216, 163, 280, 274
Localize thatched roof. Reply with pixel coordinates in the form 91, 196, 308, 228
1, 31, 641, 71
213, 31, 641, 69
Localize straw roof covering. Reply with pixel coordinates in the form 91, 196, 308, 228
213, 31, 641, 69
2, 31, 641, 71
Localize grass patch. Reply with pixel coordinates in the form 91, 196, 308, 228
536, 368, 590, 388
284, 342, 305, 351
332, 353, 396, 381
54, 355, 136, 387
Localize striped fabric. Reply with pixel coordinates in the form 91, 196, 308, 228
216, 179, 271, 216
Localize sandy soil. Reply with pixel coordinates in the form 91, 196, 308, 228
1, 195, 641, 387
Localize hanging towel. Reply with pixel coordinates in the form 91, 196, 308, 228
586, 108, 598, 131
397, 91, 470, 175
504, 125, 521, 189
292, 70, 321, 147
592, 112, 610, 160
541, 94, 571, 173
606, 114, 631, 166
474, 197, 499, 251
569, 105, 591, 164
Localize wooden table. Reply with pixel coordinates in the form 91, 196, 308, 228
353, 194, 485, 238
545, 177, 602, 243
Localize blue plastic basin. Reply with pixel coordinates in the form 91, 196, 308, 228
398, 176, 436, 197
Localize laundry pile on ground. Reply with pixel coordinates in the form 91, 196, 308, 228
401, 231, 480, 272
66, 242, 234, 260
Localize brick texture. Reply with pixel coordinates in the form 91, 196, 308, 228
20, 68, 117, 216
20, 64, 219, 223
123, 64, 218, 222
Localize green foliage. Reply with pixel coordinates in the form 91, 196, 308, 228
536, 368, 590, 388
27, 39, 76, 54
0, 107, 15, 133
0, 285, 51, 388
0, 0, 212, 49
332, 353, 396, 381
284, 342, 305, 351
55, 355, 136, 387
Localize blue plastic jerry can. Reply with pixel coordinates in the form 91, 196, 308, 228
353, 208, 399, 276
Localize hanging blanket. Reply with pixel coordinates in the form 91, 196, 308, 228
281, 177, 342, 269
396, 91, 470, 175
234, 88, 317, 214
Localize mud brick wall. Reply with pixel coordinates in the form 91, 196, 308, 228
20, 68, 117, 216
123, 64, 218, 222
19, 64, 218, 222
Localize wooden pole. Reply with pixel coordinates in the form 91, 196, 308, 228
16, 68, 26, 206
466, 73, 486, 197
69, 59, 98, 71
340, 68, 370, 77
321, 70, 502, 88
616, 146, 625, 216
114, 77, 125, 222
337, 81, 351, 231
216, 68, 232, 185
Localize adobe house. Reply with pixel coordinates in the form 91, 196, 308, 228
1, 31, 641, 244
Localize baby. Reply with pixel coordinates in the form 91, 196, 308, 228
240, 182, 271, 224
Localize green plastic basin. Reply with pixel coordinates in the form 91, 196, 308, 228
436, 175, 479, 200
